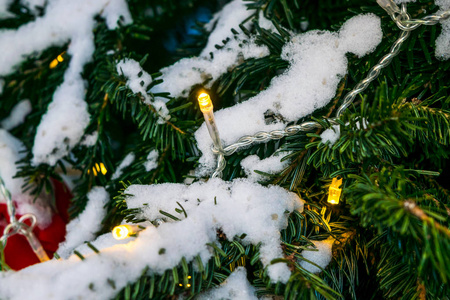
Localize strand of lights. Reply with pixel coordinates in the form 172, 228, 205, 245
327, 177, 343, 205
208, 2, 448, 178
49, 52, 65, 69
112, 224, 143, 240
0, 177, 50, 264
87, 162, 107, 176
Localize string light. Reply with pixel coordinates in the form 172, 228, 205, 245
197, 92, 223, 152
49, 52, 65, 69
0, 177, 49, 263
198, 92, 213, 113
178, 276, 192, 288
112, 224, 142, 240
327, 177, 343, 204
87, 162, 107, 176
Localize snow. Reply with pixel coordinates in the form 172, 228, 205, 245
21, 0, 46, 14
151, 1, 269, 99
320, 125, 340, 146
195, 14, 382, 175
153, 35, 269, 100
384, 0, 450, 59
435, 0, 450, 59
0, 0, 132, 166
0, 130, 27, 198
0, 0, 14, 19
300, 19, 309, 31
116, 58, 170, 122
57, 187, 109, 259
80, 131, 98, 147
0, 129, 53, 227
111, 152, 135, 180
65, 232, 132, 257
299, 238, 335, 273
241, 152, 291, 182
200, 0, 254, 57
1, 99, 32, 130
0, 179, 302, 299
258, 10, 277, 32
197, 267, 257, 300
144, 149, 159, 172
126, 178, 304, 281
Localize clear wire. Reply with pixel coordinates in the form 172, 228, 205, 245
208, 3, 450, 178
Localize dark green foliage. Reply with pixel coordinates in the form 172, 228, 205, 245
1, 0, 449, 298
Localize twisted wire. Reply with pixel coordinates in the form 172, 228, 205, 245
335, 29, 410, 117
210, 30, 411, 177
209, 19, 418, 176
403, 10, 450, 26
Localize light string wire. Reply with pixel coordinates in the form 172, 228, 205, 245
0, 177, 50, 267
210, 1, 450, 178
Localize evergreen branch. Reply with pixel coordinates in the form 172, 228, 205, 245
403, 199, 450, 238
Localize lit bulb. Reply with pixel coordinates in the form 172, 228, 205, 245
112, 224, 143, 240
198, 92, 213, 113
49, 52, 65, 69
327, 177, 343, 204
112, 225, 130, 240
56, 54, 64, 62
197, 91, 223, 153
87, 162, 107, 176
49, 59, 59, 69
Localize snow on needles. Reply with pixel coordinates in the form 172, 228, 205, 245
200, 0, 254, 57
0, 179, 303, 300
116, 58, 170, 122
194, 14, 383, 174
435, 0, 450, 59
144, 149, 159, 171
320, 125, 340, 146
111, 152, 135, 180
0, 129, 53, 227
197, 267, 257, 300
299, 238, 335, 274
125, 179, 304, 281
0, 0, 132, 166
57, 187, 109, 259
391, 0, 450, 59
241, 152, 292, 182
151, 0, 269, 99
1, 99, 32, 130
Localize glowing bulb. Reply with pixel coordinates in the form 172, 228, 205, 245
57, 54, 64, 62
112, 225, 130, 240
88, 162, 107, 176
198, 92, 213, 113
49, 52, 65, 69
49, 59, 58, 69
327, 177, 343, 204
112, 224, 143, 240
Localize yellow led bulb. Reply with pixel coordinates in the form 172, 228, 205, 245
112, 224, 143, 240
327, 177, 343, 204
112, 225, 130, 240
49, 59, 58, 69
198, 92, 213, 113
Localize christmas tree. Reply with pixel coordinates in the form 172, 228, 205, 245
0, 0, 449, 299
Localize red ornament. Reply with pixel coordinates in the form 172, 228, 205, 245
0, 179, 71, 270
